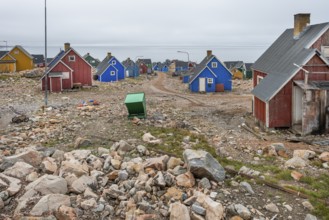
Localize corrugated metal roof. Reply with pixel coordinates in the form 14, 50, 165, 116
188, 55, 214, 83
0, 51, 9, 59
95, 55, 112, 76
174, 60, 189, 68
137, 59, 152, 65
47, 50, 65, 69
32, 54, 45, 64
252, 22, 329, 102
122, 58, 136, 68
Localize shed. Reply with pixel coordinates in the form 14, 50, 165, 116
251, 13, 329, 134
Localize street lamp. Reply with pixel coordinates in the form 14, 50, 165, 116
177, 50, 190, 63
1, 41, 8, 50
44, 0, 48, 105
135, 56, 143, 78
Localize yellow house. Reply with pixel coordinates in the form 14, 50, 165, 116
0, 51, 16, 73
8, 45, 34, 72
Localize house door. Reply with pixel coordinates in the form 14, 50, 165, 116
293, 85, 303, 125
199, 78, 206, 92
126, 70, 129, 77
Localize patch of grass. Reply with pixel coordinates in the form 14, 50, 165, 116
0, 74, 17, 80
275, 170, 293, 181
310, 198, 329, 220
140, 125, 329, 219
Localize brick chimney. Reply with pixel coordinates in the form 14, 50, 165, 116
207, 50, 212, 57
107, 52, 112, 58
294, 13, 310, 38
64, 43, 70, 52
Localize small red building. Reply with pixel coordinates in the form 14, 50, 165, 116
252, 14, 329, 135
41, 43, 92, 92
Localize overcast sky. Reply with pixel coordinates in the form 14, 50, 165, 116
1, 0, 329, 62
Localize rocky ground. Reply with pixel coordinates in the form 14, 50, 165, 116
0, 70, 328, 220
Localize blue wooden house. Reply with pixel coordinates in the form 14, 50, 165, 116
182, 69, 195, 83
153, 61, 170, 72
189, 50, 232, 93
162, 60, 171, 72
95, 53, 125, 82
122, 58, 139, 78
152, 62, 162, 71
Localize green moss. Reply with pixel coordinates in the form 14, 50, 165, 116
310, 198, 329, 220
275, 170, 293, 181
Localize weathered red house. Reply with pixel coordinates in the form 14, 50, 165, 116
41, 43, 92, 92
252, 14, 329, 135
137, 59, 152, 74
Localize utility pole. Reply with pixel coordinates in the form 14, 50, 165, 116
44, 0, 48, 105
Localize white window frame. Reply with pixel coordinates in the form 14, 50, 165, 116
207, 78, 214, 84
110, 71, 115, 76
112, 60, 116, 65
68, 55, 76, 62
322, 46, 329, 57
14, 50, 19, 55
257, 75, 263, 85
62, 72, 70, 79
211, 62, 218, 68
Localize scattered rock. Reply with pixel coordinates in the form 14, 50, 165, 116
319, 152, 329, 162
240, 181, 255, 194
24, 174, 67, 195
30, 194, 71, 216
176, 171, 195, 188
183, 149, 225, 182
265, 203, 279, 213
74, 137, 92, 149
142, 132, 161, 144
291, 171, 303, 181
285, 157, 308, 168
55, 205, 78, 220
293, 150, 316, 160
302, 200, 314, 211
3, 161, 34, 178
305, 214, 317, 220
169, 202, 190, 220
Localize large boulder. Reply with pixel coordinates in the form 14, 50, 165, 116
169, 202, 190, 220
0, 150, 42, 170
25, 175, 67, 195
3, 161, 34, 178
71, 175, 97, 194
60, 160, 89, 177
30, 194, 71, 216
183, 149, 225, 182
0, 173, 21, 196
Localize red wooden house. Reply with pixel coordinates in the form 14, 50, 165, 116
252, 14, 329, 135
41, 43, 92, 92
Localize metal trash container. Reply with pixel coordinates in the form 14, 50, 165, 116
124, 92, 146, 119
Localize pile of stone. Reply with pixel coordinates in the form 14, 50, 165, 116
0, 137, 320, 220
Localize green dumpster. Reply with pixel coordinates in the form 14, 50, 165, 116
124, 92, 146, 119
